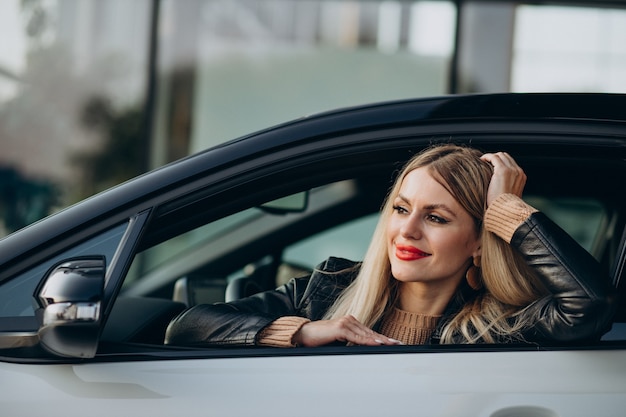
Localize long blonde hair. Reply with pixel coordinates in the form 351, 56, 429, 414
323, 144, 548, 343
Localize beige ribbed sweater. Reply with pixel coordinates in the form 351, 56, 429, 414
257, 193, 537, 347
378, 308, 441, 345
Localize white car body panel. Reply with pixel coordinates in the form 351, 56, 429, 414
2, 349, 625, 417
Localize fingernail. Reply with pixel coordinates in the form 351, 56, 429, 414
389, 338, 404, 345
374, 339, 384, 344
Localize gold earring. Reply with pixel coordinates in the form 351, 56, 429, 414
466, 256, 482, 291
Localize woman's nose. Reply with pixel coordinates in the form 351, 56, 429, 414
400, 215, 422, 239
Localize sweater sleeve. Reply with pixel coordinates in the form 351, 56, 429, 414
483, 193, 538, 243
257, 316, 311, 347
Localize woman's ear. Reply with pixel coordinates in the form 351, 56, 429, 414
472, 246, 482, 259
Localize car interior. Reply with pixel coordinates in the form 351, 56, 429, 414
99, 140, 626, 352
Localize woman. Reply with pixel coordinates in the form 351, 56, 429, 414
165, 144, 616, 347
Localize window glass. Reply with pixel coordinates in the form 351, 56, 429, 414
283, 212, 379, 271
0, 0, 151, 237
124, 208, 264, 288
0, 222, 128, 324
512, 5, 626, 92
155, 0, 456, 161
524, 196, 606, 255
124, 179, 365, 294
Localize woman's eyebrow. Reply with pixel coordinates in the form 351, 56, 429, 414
397, 193, 457, 217
424, 203, 457, 217
396, 193, 410, 204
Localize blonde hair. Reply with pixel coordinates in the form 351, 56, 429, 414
323, 144, 548, 343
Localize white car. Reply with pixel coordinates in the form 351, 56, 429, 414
1, 93, 625, 416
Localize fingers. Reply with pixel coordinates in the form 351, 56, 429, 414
294, 315, 403, 347
480, 152, 523, 175
336, 315, 403, 346
480, 152, 527, 205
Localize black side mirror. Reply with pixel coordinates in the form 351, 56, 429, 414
36, 257, 105, 358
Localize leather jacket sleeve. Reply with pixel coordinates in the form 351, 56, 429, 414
165, 276, 307, 346
164, 257, 356, 347
513, 212, 617, 342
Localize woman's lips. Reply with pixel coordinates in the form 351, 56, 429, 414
395, 244, 431, 261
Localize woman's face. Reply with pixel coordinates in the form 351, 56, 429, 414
386, 167, 481, 290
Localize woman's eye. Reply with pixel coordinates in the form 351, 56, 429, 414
427, 214, 448, 224
393, 205, 408, 214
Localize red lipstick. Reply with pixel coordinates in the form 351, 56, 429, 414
395, 244, 431, 261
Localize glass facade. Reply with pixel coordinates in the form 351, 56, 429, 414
512, 5, 626, 92
1, 0, 625, 237
152, 0, 456, 162
0, 0, 152, 235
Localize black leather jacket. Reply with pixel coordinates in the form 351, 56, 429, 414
165, 212, 616, 347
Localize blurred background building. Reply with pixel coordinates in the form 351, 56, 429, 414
1, 0, 625, 237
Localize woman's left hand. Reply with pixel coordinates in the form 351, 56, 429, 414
480, 152, 527, 206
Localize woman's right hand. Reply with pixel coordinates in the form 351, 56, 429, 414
292, 315, 403, 347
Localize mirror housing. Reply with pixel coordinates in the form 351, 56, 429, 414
259, 191, 308, 214
36, 257, 105, 358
